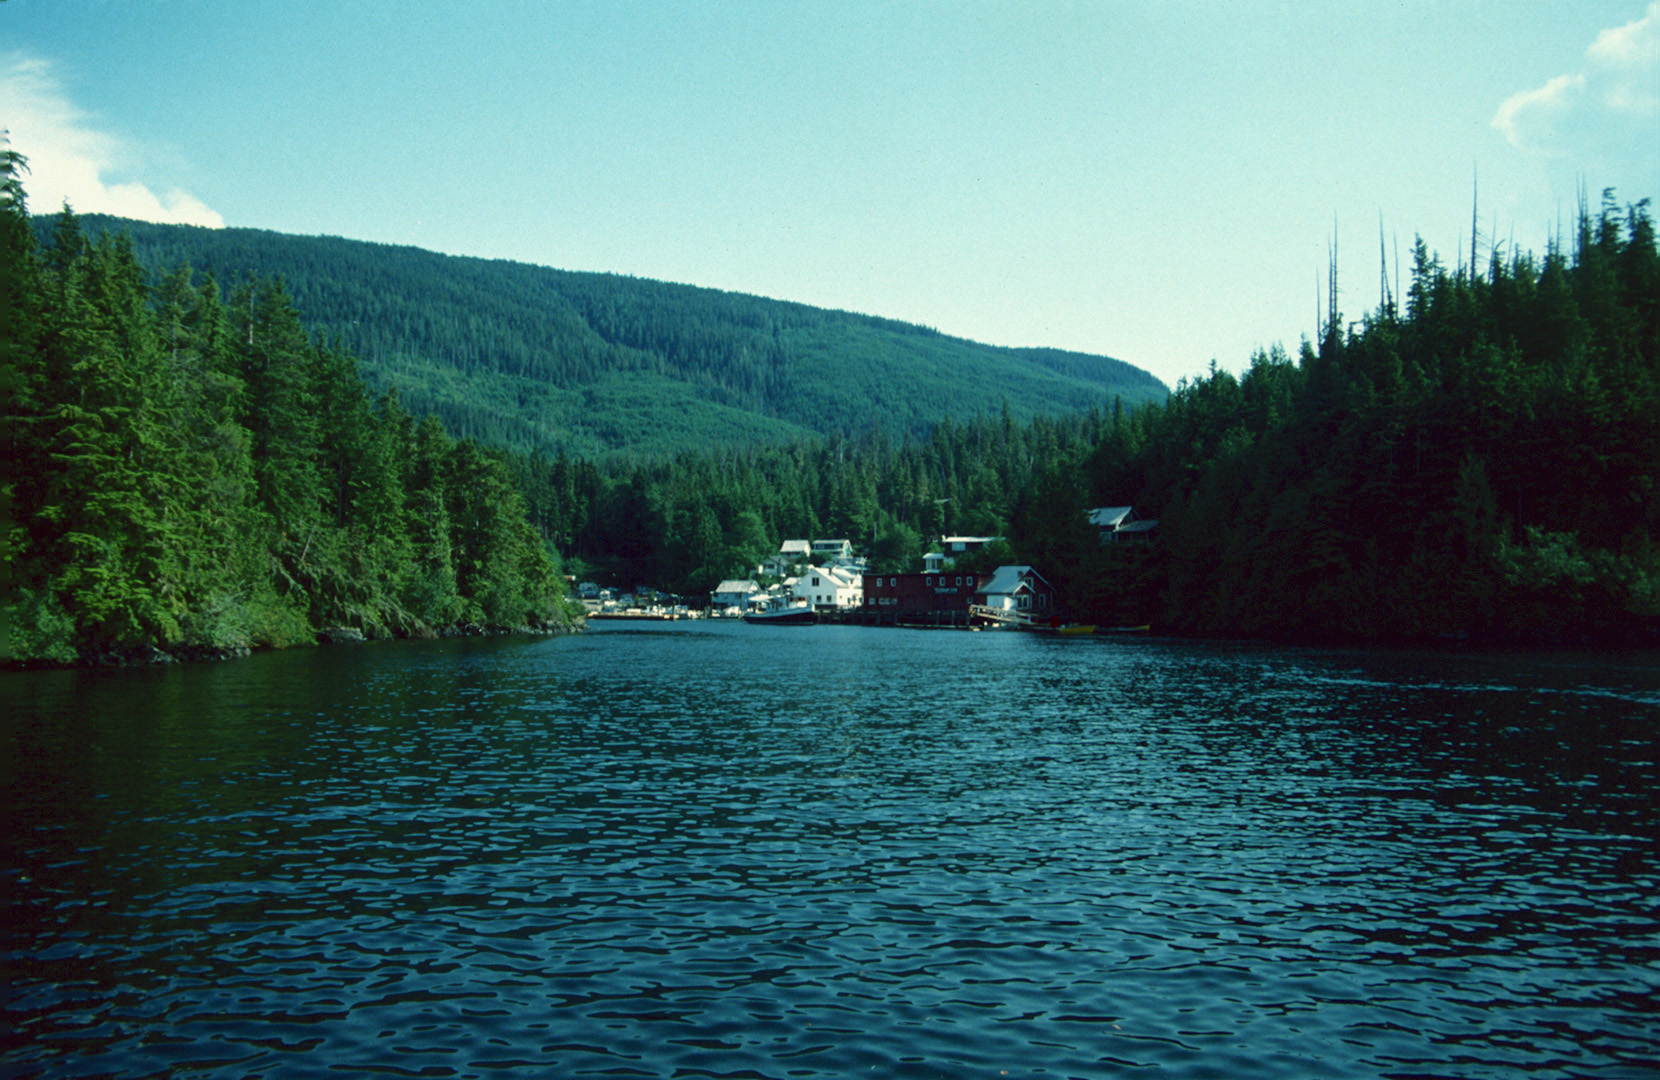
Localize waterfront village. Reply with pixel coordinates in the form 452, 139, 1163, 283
580, 506, 1158, 629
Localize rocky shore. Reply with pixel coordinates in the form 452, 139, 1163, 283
5, 616, 585, 671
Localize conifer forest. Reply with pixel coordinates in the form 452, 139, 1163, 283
4, 140, 1657, 662
3, 151, 576, 664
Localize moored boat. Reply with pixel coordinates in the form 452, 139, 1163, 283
589, 608, 679, 620
743, 605, 819, 625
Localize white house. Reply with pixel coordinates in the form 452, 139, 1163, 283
811, 539, 854, 561
975, 565, 1056, 617
792, 564, 863, 609
761, 539, 815, 578
711, 579, 761, 611
940, 535, 1000, 555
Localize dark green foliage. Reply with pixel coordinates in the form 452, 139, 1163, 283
14, 159, 1647, 646
4, 175, 575, 665
560, 189, 1656, 644
1070, 193, 1659, 642
533, 407, 1116, 595
31, 215, 1167, 458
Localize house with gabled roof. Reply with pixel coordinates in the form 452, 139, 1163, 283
792, 564, 863, 609
762, 539, 813, 578
1111, 518, 1159, 544
1089, 506, 1136, 531
711, 579, 761, 611
974, 565, 1056, 618
1089, 506, 1158, 545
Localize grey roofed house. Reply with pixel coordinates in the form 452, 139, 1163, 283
974, 565, 1057, 616
778, 539, 812, 557
1111, 518, 1159, 543
977, 564, 1049, 596
1088, 506, 1136, 529
711, 579, 761, 609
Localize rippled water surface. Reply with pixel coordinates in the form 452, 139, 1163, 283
4, 623, 1658, 1078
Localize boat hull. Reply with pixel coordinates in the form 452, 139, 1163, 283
743, 609, 819, 625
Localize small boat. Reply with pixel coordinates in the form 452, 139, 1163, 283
1020, 620, 1094, 635
743, 605, 819, 625
589, 607, 678, 621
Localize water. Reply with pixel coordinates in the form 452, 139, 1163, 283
3, 622, 1657, 1079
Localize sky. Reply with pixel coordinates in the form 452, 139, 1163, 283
2, 1, 1656, 389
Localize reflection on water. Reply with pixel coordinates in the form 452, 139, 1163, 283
3, 625, 1657, 1078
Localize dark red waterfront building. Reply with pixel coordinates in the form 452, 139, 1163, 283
862, 571, 980, 617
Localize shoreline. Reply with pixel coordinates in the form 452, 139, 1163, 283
3, 615, 588, 672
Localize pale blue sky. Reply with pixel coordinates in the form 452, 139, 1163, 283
4, 1, 1656, 387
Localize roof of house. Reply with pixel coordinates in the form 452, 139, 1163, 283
1089, 506, 1136, 528
779, 539, 812, 555
799, 565, 858, 586
713, 579, 759, 594
1115, 518, 1159, 533
977, 565, 1051, 596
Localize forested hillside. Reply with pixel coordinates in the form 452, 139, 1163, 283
523, 190, 1659, 644
36, 214, 1168, 458
508, 408, 1114, 594
3, 154, 577, 666
9, 140, 1652, 648
1060, 191, 1660, 641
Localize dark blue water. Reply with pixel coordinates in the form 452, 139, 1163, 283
3, 622, 1657, 1078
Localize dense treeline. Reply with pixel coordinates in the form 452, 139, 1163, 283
41, 214, 1167, 458
1070, 191, 1659, 640
8, 134, 1652, 647
507, 405, 1111, 594
519, 191, 1659, 645
2, 153, 575, 666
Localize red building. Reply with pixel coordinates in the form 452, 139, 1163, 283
862, 571, 981, 617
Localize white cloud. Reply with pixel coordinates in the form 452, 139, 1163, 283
1587, 2, 1660, 72
1493, 2, 1659, 151
0, 52, 223, 227
1492, 73, 1586, 152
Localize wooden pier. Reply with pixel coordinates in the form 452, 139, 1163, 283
817, 608, 978, 629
